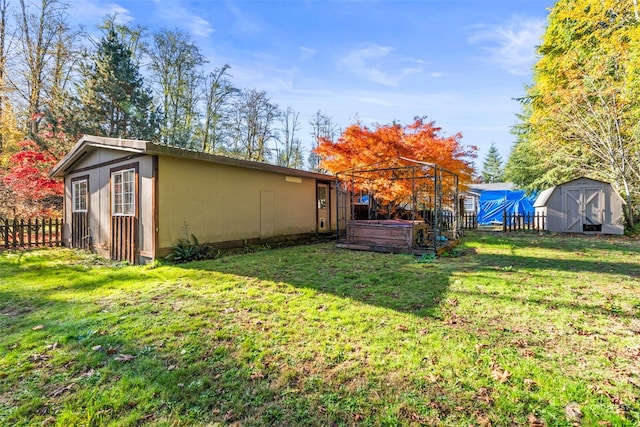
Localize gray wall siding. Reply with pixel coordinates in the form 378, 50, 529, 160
64, 151, 154, 261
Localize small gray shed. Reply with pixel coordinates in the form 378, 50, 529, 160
534, 177, 625, 235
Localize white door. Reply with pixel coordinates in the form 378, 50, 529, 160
317, 183, 329, 232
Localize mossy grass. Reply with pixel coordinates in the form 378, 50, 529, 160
1, 232, 639, 426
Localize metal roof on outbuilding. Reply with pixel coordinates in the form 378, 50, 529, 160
50, 135, 334, 182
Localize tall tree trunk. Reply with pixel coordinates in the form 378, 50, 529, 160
0, 0, 6, 152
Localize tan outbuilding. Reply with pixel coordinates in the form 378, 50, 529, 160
50, 135, 336, 264
534, 177, 625, 235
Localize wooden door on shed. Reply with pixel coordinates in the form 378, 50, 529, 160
110, 164, 139, 264
564, 189, 582, 232
71, 175, 90, 249
583, 188, 603, 228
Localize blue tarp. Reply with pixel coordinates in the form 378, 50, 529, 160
477, 190, 536, 225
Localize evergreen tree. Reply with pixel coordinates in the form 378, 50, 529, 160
76, 20, 158, 140
481, 142, 504, 183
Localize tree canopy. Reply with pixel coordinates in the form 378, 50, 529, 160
315, 117, 476, 203
505, 0, 640, 225
75, 20, 158, 140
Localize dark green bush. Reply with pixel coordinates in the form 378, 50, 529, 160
166, 224, 219, 262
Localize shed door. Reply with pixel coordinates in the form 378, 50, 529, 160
110, 165, 139, 264
584, 188, 602, 226
564, 187, 603, 233
71, 176, 90, 249
317, 183, 329, 233
564, 189, 582, 232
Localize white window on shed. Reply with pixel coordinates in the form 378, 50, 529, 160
72, 179, 88, 212
112, 168, 136, 216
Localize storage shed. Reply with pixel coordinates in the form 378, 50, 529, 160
534, 177, 624, 235
50, 135, 336, 264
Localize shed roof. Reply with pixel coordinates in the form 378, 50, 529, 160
533, 186, 555, 207
468, 182, 516, 192
50, 135, 333, 181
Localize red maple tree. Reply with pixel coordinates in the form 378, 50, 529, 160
0, 118, 69, 217
315, 117, 477, 203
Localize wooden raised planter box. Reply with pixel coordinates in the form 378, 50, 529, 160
336, 219, 458, 255
336, 220, 429, 253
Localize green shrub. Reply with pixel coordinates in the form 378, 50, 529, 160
166, 223, 219, 263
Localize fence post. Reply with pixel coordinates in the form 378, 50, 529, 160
27, 218, 32, 247
502, 210, 507, 232
48, 217, 53, 247
11, 218, 16, 248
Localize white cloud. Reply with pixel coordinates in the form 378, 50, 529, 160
68, 2, 134, 27
299, 46, 316, 61
224, 1, 262, 33
152, 1, 214, 38
468, 16, 545, 76
338, 44, 424, 86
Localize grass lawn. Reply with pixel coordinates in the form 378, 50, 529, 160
1, 231, 639, 426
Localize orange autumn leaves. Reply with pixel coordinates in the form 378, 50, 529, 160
315, 117, 477, 203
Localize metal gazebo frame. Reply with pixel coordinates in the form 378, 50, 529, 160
335, 157, 461, 255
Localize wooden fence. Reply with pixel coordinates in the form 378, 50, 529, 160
501, 212, 546, 232
0, 218, 63, 250
462, 212, 546, 232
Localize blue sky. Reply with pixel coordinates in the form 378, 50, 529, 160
69, 0, 553, 168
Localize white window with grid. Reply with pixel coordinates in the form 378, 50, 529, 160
72, 179, 88, 212
112, 169, 135, 216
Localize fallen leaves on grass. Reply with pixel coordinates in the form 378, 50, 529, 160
49, 383, 75, 397
41, 416, 56, 426
31, 324, 45, 330
565, 402, 583, 425
113, 353, 136, 363
490, 364, 511, 384
475, 387, 494, 405
445, 313, 464, 325
45, 342, 59, 350
476, 413, 492, 426
29, 353, 51, 362
249, 370, 264, 380
80, 369, 95, 378
527, 413, 546, 426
